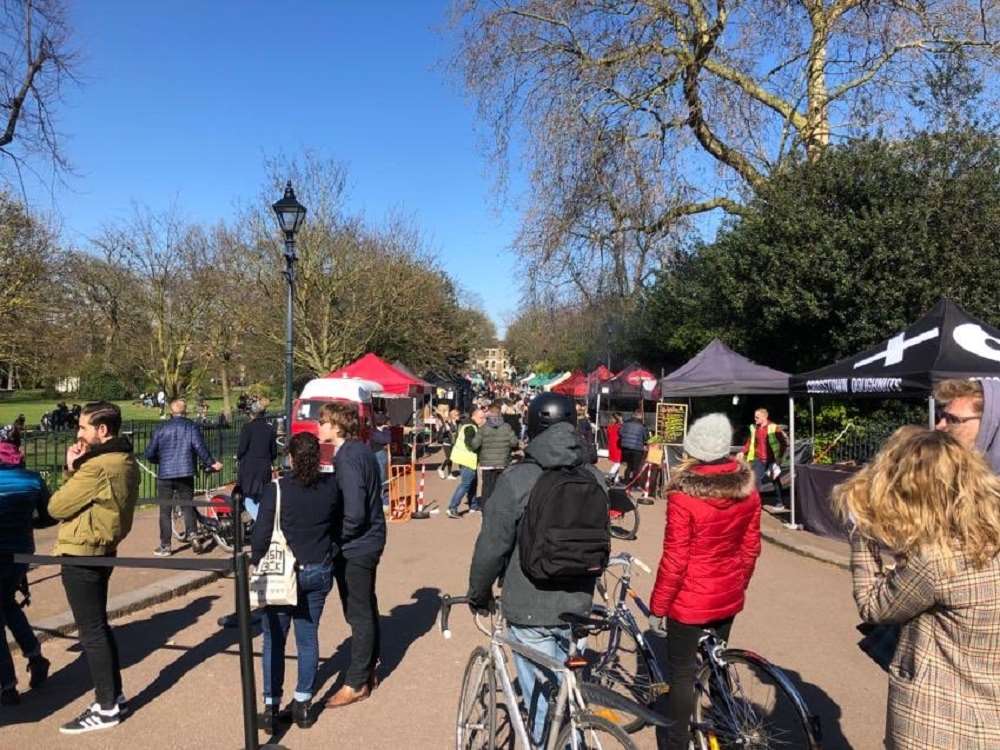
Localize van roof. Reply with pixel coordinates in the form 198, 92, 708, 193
299, 377, 380, 403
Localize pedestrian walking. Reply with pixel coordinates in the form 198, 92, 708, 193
648, 413, 761, 750
251, 433, 339, 731
834, 427, 1000, 749
236, 399, 277, 521
436, 408, 459, 480
739, 407, 788, 509
369, 413, 393, 507
575, 404, 598, 465
469, 402, 519, 507
144, 399, 223, 556
606, 413, 623, 482
48, 402, 138, 734
0, 428, 54, 706
467, 392, 609, 746
618, 409, 649, 483
446, 409, 486, 518
318, 402, 386, 709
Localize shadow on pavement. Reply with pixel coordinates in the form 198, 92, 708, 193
0, 594, 219, 727
780, 666, 853, 750
261, 586, 442, 746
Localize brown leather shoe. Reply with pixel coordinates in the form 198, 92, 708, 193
325, 683, 371, 708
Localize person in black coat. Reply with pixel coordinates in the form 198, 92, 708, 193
318, 401, 386, 709
237, 400, 278, 519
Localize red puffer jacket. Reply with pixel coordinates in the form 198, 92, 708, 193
649, 460, 761, 625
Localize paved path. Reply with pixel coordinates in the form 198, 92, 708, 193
0, 458, 886, 749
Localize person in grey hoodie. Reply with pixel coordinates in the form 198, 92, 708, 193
933, 378, 1000, 472
467, 392, 605, 746
468, 402, 519, 506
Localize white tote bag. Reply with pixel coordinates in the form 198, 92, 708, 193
249, 479, 298, 607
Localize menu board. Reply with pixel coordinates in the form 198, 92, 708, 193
656, 402, 688, 444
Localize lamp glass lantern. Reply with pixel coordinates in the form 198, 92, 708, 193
272, 181, 307, 238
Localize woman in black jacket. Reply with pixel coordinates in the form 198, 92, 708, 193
251, 433, 340, 731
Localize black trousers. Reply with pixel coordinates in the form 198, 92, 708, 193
660, 617, 734, 750
622, 448, 645, 483
480, 469, 503, 506
158, 476, 195, 546
61, 561, 121, 709
334, 552, 381, 688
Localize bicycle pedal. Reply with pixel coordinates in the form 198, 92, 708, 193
650, 681, 670, 697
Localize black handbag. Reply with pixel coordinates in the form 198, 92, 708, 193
856, 622, 899, 672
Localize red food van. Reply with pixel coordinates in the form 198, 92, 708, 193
291, 377, 380, 470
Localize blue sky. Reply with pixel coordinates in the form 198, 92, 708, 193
37, 1, 522, 333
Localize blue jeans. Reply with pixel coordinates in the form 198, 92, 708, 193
752, 459, 783, 505
262, 560, 333, 704
508, 625, 571, 746
0, 564, 40, 689
243, 496, 259, 521
373, 450, 389, 505
448, 466, 479, 511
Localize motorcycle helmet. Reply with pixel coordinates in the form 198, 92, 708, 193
526, 392, 577, 439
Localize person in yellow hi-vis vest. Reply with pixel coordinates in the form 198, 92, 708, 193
739, 408, 789, 510
446, 408, 486, 518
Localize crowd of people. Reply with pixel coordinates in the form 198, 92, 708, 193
2, 374, 1000, 746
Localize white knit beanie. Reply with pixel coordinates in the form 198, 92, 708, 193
683, 413, 734, 462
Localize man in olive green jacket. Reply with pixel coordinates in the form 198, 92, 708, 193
49, 402, 138, 735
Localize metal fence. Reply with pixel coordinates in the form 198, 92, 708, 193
815, 420, 902, 465
22, 417, 280, 500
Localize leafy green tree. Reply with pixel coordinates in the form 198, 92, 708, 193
631, 129, 1000, 373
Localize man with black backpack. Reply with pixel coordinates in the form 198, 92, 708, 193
467, 392, 610, 747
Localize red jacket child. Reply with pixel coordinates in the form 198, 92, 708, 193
649, 459, 761, 624
606, 419, 622, 464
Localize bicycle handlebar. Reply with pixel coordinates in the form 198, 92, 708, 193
439, 594, 468, 640
608, 552, 651, 575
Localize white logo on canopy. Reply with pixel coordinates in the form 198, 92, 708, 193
854, 327, 940, 369
953, 323, 1000, 362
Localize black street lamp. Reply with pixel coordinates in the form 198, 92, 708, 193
272, 181, 307, 434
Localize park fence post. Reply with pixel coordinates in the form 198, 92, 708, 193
231, 492, 262, 750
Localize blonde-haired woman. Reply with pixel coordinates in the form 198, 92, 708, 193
833, 426, 1000, 749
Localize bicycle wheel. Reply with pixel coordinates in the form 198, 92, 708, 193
456, 646, 497, 750
692, 650, 820, 750
609, 504, 639, 540
554, 712, 637, 749
585, 612, 659, 734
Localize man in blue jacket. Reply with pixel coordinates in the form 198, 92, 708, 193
145, 399, 222, 556
0, 428, 54, 704
318, 402, 385, 709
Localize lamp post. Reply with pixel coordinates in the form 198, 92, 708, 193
272, 181, 307, 434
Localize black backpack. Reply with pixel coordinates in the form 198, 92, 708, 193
518, 464, 611, 582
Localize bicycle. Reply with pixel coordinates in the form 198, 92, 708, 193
585, 553, 823, 748
439, 593, 666, 749
607, 487, 640, 541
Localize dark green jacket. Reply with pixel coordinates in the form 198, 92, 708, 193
467, 422, 604, 626
469, 417, 519, 469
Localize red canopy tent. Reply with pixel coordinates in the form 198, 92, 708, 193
551, 370, 588, 398
589, 364, 614, 381
327, 353, 431, 397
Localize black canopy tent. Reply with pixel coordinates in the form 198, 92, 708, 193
659, 339, 790, 396
658, 339, 799, 525
420, 370, 473, 413
791, 299, 1000, 408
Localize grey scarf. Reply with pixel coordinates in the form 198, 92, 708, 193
975, 379, 1000, 473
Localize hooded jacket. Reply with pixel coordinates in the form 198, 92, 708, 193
49, 437, 139, 556
649, 459, 761, 624
468, 421, 605, 626
0, 458, 52, 554
469, 415, 519, 469
618, 417, 648, 452
976, 379, 1000, 473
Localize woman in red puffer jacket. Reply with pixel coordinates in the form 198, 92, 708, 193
648, 413, 761, 750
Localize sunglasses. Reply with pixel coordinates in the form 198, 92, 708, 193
935, 408, 981, 426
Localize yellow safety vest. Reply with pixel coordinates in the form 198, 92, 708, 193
746, 423, 782, 462
450, 423, 478, 470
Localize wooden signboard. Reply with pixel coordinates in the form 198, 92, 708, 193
656, 402, 689, 445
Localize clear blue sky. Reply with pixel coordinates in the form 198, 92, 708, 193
42, 1, 521, 334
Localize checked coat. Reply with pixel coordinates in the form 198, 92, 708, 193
851, 534, 1000, 749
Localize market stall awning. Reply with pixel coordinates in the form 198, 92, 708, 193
660, 339, 789, 396
551, 370, 589, 398
790, 299, 1000, 397
327, 353, 431, 397
544, 371, 573, 391
605, 362, 658, 400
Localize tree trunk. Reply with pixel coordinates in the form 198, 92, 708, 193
805, 17, 831, 158
220, 357, 232, 419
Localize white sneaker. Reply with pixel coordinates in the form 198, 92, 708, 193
60, 703, 121, 734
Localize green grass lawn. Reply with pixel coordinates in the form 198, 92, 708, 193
0, 397, 231, 428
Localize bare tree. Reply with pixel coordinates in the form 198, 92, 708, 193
0, 0, 76, 183
452, 0, 999, 297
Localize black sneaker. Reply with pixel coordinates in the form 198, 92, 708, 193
59, 703, 120, 734
292, 699, 314, 729
27, 655, 50, 689
0, 687, 18, 706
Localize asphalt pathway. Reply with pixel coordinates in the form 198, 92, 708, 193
0, 460, 887, 749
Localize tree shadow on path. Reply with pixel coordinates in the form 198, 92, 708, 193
0, 595, 219, 727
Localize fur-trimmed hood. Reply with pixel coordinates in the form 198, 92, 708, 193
668, 460, 755, 501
